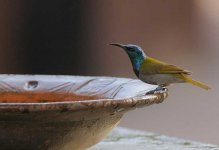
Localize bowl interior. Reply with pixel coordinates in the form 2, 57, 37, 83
0, 75, 158, 103
0, 92, 99, 103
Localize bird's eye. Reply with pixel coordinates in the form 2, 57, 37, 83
128, 48, 135, 52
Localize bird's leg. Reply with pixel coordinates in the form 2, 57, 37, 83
146, 85, 168, 95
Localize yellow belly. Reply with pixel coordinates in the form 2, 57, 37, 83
139, 74, 185, 85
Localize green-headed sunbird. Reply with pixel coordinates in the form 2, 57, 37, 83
110, 43, 210, 92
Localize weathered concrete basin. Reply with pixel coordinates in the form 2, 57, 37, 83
0, 75, 168, 150
90, 127, 219, 150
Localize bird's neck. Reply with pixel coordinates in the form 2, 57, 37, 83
128, 54, 145, 77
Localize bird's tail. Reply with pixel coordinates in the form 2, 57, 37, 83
182, 76, 210, 90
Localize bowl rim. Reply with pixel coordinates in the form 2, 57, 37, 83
0, 74, 168, 113
0, 93, 167, 113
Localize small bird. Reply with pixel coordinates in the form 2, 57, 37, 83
110, 43, 210, 92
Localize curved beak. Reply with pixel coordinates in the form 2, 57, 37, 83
109, 43, 126, 49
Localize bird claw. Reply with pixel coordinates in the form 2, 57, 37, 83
146, 86, 168, 95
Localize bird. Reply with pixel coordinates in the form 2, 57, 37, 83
109, 43, 210, 93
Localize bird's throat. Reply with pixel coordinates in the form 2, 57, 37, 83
128, 54, 145, 77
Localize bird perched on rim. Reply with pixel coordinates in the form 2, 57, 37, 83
110, 43, 210, 92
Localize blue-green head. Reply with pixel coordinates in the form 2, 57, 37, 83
110, 43, 146, 76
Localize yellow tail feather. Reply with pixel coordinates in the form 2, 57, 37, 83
184, 77, 210, 90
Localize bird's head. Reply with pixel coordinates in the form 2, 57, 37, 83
109, 43, 146, 59
109, 43, 146, 76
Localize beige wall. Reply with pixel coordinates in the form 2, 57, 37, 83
84, 0, 219, 144
0, 1, 29, 73
0, 0, 218, 145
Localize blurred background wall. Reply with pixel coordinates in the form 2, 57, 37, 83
0, 0, 218, 145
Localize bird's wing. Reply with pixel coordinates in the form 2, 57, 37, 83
140, 57, 191, 75
159, 64, 191, 74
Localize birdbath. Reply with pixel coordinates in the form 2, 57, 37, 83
0, 75, 168, 150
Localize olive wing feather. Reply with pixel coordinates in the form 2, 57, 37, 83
140, 57, 191, 75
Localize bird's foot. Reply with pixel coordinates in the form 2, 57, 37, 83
146, 86, 168, 95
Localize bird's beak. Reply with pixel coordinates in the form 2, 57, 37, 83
109, 43, 126, 49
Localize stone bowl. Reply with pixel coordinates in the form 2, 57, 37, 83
0, 75, 168, 150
